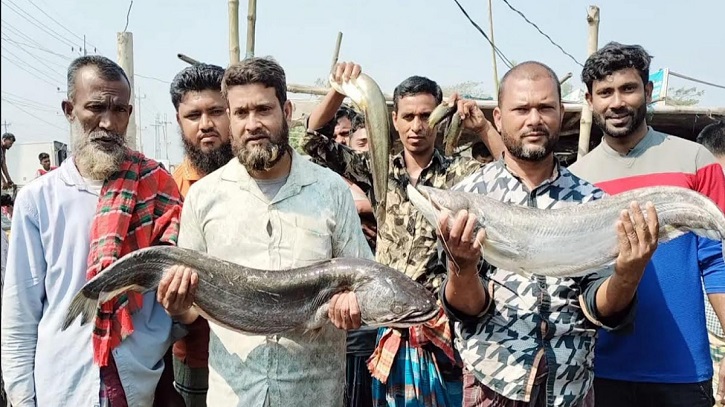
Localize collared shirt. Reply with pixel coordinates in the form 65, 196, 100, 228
302, 131, 482, 294
1, 158, 184, 407
440, 158, 635, 407
172, 158, 203, 198
179, 150, 374, 407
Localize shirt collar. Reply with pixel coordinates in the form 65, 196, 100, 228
220, 149, 317, 195
392, 148, 446, 171
601, 126, 655, 157
58, 156, 101, 193
495, 153, 563, 189
179, 159, 203, 182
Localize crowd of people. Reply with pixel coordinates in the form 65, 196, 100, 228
0, 40, 724, 407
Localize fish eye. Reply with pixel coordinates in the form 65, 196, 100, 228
393, 304, 403, 314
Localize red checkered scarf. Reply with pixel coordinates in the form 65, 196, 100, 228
86, 149, 182, 367
366, 305, 458, 383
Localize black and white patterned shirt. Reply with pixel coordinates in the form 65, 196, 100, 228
440, 158, 636, 407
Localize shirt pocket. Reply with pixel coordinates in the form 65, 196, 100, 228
293, 217, 332, 264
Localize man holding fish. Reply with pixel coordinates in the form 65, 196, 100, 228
157, 57, 374, 407
430, 61, 658, 407
302, 62, 505, 406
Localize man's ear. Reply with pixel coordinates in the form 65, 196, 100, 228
61, 100, 74, 121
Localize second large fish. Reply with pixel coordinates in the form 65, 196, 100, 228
408, 184, 725, 278
62, 247, 438, 335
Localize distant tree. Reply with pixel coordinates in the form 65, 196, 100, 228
665, 86, 704, 106
560, 82, 574, 97
441, 81, 492, 100
314, 77, 328, 88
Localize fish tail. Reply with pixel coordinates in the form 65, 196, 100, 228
62, 290, 98, 331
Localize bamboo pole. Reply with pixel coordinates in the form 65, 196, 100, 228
229, 0, 240, 63
576, 5, 600, 160
488, 0, 499, 94
329, 32, 343, 74
246, 0, 257, 59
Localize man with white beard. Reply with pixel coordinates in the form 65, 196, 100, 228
1, 55, 185, 407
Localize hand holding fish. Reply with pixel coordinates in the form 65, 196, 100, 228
446, 92, 491, 135
614, 201, 660, 281
437, 209, 486, 276
328, 292, 362, 330
331, 62, 361, 88
157, 265, 200, 324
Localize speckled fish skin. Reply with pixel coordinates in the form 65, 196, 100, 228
408, 184, 725, 278
61, 246, 439, 333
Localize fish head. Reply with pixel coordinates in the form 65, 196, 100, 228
352, 261, 439, 328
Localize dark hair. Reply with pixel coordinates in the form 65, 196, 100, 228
581, 42, 652, 94
0, 194, 13, 207
170, 63, 225, 110
1, 133, 15, 142
498, 61, 561, 106
335, 105, 358, 123
697, 121, 725, 157
38, 152, 50, 161
471, 141, 491, 158
393, 76, 443, 112
222, 57, 287, 106
351, 113, 366, 133
67, 55, 131, 101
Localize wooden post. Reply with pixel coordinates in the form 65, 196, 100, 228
329, 32, 343, 74
576, 5, 600, 160
229, 0, 240, 63
488, 0, 499, 94
117, 32, 137, 151
245, 0, 257, 59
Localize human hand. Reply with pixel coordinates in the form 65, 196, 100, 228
614, 201, 659, 283
157, 265, 199, 318
328, 291, 361, 330
331, 62, 362, 86
437, 209, 485, 275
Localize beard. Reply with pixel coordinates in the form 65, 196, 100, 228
71, 120, 127, 180
592, 100, 647, 139
181, 131, 234, 175
501, 126, 558, 162
232, 120, 290, 172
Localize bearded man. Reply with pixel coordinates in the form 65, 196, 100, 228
1, 55, 185, 407
155, 56, 374, 407
168, 62, 234, 407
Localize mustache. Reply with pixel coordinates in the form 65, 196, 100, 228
89, 130, 125, 144
522, 126, 550, 137
605, 107, 634, 118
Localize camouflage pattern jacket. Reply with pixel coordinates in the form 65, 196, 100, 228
302, 130, 482, 295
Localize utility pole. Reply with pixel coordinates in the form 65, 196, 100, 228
117, 31, 137, 150
150, 114, 162, 159
2, 121, 10, 134
83, 35, 87, 56
160, 113, 172, 161
488, 0, 499, 95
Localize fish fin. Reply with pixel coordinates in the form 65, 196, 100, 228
98, 284, 148, 304
62, 290, 98, 331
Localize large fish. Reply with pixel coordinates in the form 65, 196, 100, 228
407, 184, 725, 278
329, 73, 390, 224
62, 247, 438, 334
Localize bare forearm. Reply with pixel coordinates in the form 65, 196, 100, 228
308, 89, 346, 131
478, 124, 505, 159
708, 293, 725, 331
596, 272, 639, 317
444, 266, 488, 316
